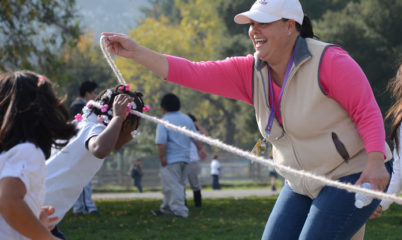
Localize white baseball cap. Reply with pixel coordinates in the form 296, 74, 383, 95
234, 0, 304, 25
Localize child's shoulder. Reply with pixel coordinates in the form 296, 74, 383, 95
0, 142, 45, 172
2, 142, 45, 159
1, 142, 37, 154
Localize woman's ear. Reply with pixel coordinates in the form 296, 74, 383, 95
287, 20, 296, 34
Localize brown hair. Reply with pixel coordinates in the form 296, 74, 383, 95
386, 64, 402, 153
0, 71, 77, 158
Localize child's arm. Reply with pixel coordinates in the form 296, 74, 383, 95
88, 94, 133, 158
158, 144, 167, 167
194, 121, 208, 136
0, 177, 53, 240
194, 140, 207, 160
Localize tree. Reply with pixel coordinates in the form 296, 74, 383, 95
59, 33, 116, 104
0, 0, 81, 75
314, 0, 402, 119
121, 0, 263, 148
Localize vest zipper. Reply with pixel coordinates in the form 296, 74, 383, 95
280, 56, 312, 195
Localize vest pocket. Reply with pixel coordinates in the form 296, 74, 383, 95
331, 132, 350, 162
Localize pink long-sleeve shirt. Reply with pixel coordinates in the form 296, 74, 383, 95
165, 46, 386, 155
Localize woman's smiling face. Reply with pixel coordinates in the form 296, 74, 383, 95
248, 19, 291, 62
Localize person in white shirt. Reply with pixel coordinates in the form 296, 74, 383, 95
210, 155, 221, 190
45, 84, 146, 239
0, 71, 77, 240
371, 64, 402, 219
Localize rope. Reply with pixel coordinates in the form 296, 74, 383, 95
99, 36, 402, 206
100, 36, 126, 85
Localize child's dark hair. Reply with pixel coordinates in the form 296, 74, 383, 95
79, 81, 98, 97
86, 84, 145, 125
0, 71, 77, 158
161, 93, 180, 112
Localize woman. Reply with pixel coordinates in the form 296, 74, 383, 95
102, 0, 391, 238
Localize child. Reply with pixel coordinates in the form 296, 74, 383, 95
371, 63, 402, 219
0, 71, 77, 240
45, 84, 146, 239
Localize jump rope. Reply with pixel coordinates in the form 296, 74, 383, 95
99, 35, 402, 206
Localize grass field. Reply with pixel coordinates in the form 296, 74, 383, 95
59, 196, 402, 240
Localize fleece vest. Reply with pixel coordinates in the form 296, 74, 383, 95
252, 37, 391, 198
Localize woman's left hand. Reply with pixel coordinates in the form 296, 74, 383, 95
355, 152, 390, 191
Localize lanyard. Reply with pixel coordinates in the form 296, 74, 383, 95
265, 51, 294, 134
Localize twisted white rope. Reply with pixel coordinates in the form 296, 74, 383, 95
99, 36, 402, 205
100, 36, 126, 85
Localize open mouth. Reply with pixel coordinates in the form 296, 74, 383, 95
255, 38, 267, 48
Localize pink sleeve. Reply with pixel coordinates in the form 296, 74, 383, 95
320, 46, 386, 156
165, 55, 254, 105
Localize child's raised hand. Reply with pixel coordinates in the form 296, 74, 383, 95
39, 206, 58, 230
112, 94, 134, 119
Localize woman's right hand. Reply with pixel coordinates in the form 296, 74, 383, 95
102, 32, 169, 79
102, 32, 139, 59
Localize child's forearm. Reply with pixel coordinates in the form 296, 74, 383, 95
88, 116, 124, 158
0, 178, 53, 240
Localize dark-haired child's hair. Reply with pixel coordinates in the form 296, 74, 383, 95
79, 81, 98, 97
87, 85, 145, 126
161, 93, 180, 112
0, 71, 77, 158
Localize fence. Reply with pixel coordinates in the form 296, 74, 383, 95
92, 153, 275, 188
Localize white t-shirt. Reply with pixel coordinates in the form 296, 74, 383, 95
45, 114, 106, 224
0, 142, 46, 240
210, 159, 220, 175
381, 126, 402, 210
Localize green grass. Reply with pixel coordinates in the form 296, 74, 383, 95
58, 197, 402, 240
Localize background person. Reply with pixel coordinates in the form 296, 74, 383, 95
210, 155, 221, 190
70, 80, 99, 216
131, 159, 143, 193
187, 113, 208, 207
267, 153, 278, 191
152, 93, 206, 218
70, 81, 98, 117
102, 0, 392, 238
